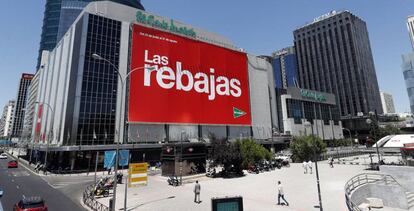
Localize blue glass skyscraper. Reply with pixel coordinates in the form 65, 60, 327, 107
271, 46, 298, 89
37, 0, 144, 69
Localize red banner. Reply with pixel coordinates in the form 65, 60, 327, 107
128, 24, 251, 125
35, 105, 43, 143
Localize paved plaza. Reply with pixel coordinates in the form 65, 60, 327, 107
97, 162, 370, 211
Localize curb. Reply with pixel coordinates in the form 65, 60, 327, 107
80, 197, 93, 211
5, 150, 42, 176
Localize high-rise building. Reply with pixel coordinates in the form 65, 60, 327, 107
402, 53, 414, 113
11, 74, 34, 138
36, 0, 145, 69
293, 10, 383, 117
271, 46, 298, 89
22, 71, 41, 141
0, 100, 15, 137
380, 91, 395, 114
407, 15, 414, 50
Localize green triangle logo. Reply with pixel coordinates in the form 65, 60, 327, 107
233, 107, 247, 118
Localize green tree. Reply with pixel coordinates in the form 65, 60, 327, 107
236, 139, 272, 169
290, 135, 327, 162
210, 139, 243, 172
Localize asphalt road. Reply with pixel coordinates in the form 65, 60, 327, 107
0, 157, 85, 211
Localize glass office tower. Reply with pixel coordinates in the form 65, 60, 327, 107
294, 11, 383, 117
37, 0, 144, 69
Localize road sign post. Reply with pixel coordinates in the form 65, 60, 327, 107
128, 163, 148, 187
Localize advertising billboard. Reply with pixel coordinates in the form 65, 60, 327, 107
129, 24, 251, 125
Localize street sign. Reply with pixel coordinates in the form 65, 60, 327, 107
128, 162, 148, 187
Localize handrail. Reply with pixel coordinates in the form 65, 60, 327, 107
82, 184, 109, 211
344, 173, 401, 211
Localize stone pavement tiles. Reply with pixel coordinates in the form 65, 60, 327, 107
97, 162, 369, 211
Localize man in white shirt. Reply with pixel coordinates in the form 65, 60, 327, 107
277, 181, 289, 206
307, 160, 313, 174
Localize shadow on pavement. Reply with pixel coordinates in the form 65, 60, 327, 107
121, 196, 176, 211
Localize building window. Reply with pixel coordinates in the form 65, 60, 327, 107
77, 14, 121, 145
303, 101, 315, 124
330, 106, 340, 125
321, 104, 330, 125
287, 99, 303, 124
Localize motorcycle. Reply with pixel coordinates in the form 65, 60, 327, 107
117, 173, 123, 184
206, 169, 217, 178
167, 176, 180, 186
96, 177, 114, 189
247, 165, 260, 174
93, 186, 109, 197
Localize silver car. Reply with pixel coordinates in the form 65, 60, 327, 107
0, 188, 3, 197
0, 153, 7, 159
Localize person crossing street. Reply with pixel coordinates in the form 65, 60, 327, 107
277, 181, 289, 206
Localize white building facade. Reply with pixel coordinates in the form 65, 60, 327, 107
281, 87, 343, 140
380, 91, 396, 114
402, 53, 414, 114
31, 1, 278, 147
0, 100, 16, 137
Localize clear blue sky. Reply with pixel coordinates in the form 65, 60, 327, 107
0, 0, 413, 113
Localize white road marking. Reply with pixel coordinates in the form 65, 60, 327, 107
12, 171, 30, 177
16, 185, 19, 189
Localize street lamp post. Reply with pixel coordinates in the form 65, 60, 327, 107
304, 121, 323, 211
180, 130, 185, 186
91, 53, 154, 211
314, 156, 323, 211
35, 101, 54, 175
343, 128, 353, 148
366, 111, 381, 166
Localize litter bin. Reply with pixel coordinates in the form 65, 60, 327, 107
109, 198, 113, 211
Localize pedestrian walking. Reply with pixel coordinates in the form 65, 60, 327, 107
107, 167, 111, 175
329, 157, 334, 168
307, 160, 313, 174
277, 181, 289, 206
302, 161, 308, 174
194, 180, 201, 203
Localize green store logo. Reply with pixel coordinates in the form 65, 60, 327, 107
233, 107, 247, 118
300, 89, 326, 102
136, 11, 197, 38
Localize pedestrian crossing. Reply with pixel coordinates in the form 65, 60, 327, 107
48, 179, 95, 189
8, 170, 30, 177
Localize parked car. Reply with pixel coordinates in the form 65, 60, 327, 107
14, 197, 48, 211
0, 188, 3, 197
0, 153, 7, 159
8, 160, 18, 168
